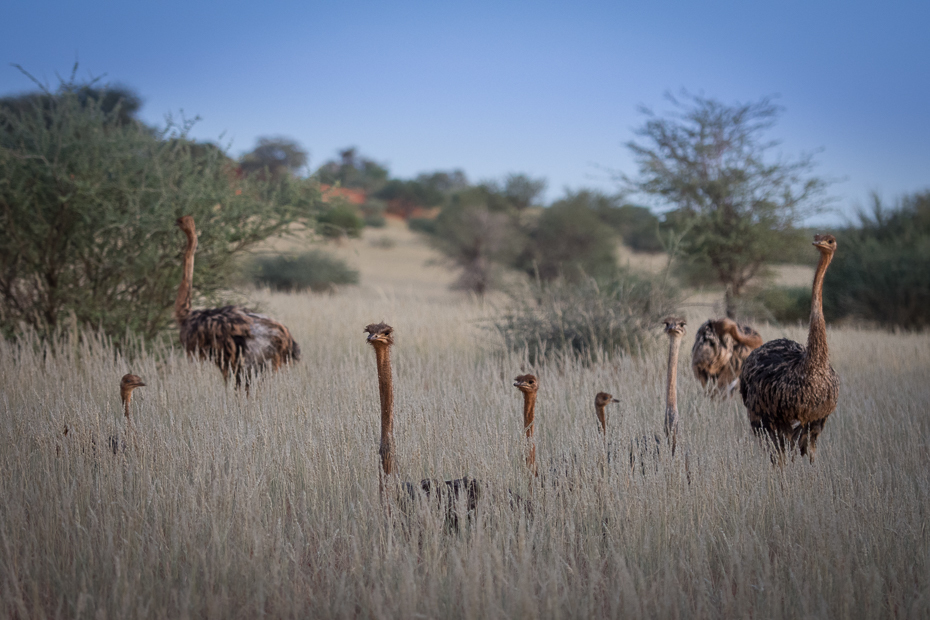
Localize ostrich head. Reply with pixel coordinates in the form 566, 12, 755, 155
120, 373, 146, 411
176, 215, 196, 237
663, 317, 687, 337
594, 392, 619, 408
812, 233, 837, 254
364, 322, 394, 347
513, 374, 539, 394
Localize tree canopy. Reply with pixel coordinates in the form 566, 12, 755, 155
0, 72, 319, 342
625, 92, 830, 316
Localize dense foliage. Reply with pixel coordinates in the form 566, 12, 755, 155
248, 251, 359, 293
825, 192, 930, 329
518, 192, 619, 282
0, 71, 319, 341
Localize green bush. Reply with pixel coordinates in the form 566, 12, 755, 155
249, 251, 359, 293
316, 204, 364, 240
587, 193, 663, 252
0, 69, 315, 342
491, 271, 679, 364
741, 287, 811, 324
824, 192, 930, 329
519, 192, 618, 282
408, 217, 438, 235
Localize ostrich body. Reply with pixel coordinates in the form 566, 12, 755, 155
663, 317, 686, 456
364, 322, 479, 523
739, 234, 840, 463
513, 374, 539, 476
692, 318, 762, 397
175, 216, 299, 388
594, 392, 619, 436
120, 374, 146, 420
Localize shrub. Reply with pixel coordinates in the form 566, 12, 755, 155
316, 204, 364, 240
430, 201, 523, 295
249, 251, 358, 293
824, 192, 930, 330
491, 271, 679, 364
740, 287, 811, 324
587, 193, 663, 252
408, 217, 438, 235
518, 192, 618, 282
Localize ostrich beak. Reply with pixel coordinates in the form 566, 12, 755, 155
612, 398, 620, 404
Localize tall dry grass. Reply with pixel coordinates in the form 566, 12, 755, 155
1, 287, 929, 619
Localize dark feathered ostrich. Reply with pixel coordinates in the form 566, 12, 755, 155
692, 318, 763, 397
175, 216, 300, 389
739, 234, 840, 463
365, 322, 479, 526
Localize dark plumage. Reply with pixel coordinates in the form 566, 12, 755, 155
692, 318, 762, 397
739, 234, 840, 462
175, 216, 299, 389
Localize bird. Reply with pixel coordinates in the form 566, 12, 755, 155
513, 374, 539, 476
594, 392, 619, 436
663, 317, 687, 456
120, 373, 146, 421
175, 215, 300, 390
739, 234, 840, 464
364, 322, 479, 527
692, 318, 763, 398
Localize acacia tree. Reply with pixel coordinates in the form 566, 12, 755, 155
625, 92, 830, 316
0, 70, 318, 341
239, 136, 309, 179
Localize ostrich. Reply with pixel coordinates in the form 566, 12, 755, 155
594, 392, 619, 436
739, 234, 840, 463
692, 318, 763, 397
513, 374, 539, 476
175, 215, 300, 389
663, 317, 687, 456
120, 374, 146, 421
364, 322, 479, 524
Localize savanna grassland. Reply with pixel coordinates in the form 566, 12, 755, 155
1, 222, 929, 619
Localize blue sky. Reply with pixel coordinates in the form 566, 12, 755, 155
3, 0, 928, 223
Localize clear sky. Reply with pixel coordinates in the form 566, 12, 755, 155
2, 0, 928, 223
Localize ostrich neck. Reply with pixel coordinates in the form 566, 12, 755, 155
374, 344, 395, 476
522, 391, 537, 474
121, 390, 131, 419
595, 404, 606, 435
725, 324, 763, 349
806, 251, 833, 370
666, 334, 681, 413
175, 232, 197, 325
522, 391, 536, 438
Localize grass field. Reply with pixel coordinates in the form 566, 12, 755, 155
1, 225, 928, 619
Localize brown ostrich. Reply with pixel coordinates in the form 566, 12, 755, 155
594, 392, 619, 436
663, 317, 687, 456
364, 322, 479, 524
513, 374, 539, 476
692, 318, 763, 397
120, 374, 146, 421
739, 234, 840, 463
175, 215, 299, 389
